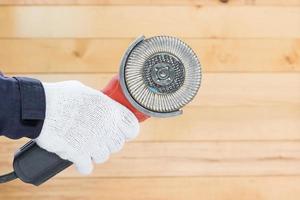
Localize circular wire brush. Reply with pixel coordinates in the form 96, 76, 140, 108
119, 35, 202, 118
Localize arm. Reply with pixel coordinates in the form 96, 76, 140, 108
0, 73, 45, 139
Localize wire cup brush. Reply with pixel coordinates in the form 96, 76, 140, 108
0, 35, 202, 185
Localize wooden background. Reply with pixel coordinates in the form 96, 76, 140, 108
0, 0, 300, 199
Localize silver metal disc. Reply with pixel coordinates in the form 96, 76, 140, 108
123, 36, 201, 114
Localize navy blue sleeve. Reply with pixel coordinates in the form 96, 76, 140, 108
0, 73, 46, 139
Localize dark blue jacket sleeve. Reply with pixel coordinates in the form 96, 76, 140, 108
0, 73, 45, 139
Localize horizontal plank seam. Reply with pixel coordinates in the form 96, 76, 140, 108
0, 37, 300, 40
3, 140, 300, 144
48, 175, 300, 179
0, 4, 299, 7
5, 71, 300, 74
5, 72, 300, 75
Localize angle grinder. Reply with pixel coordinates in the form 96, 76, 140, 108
0, 36, 202, 185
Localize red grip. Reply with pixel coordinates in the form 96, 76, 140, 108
102, 75, 150, 122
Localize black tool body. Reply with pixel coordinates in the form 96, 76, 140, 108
13, 140, 72, 186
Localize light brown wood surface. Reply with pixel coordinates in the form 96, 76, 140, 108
0, 0, 299, 6
1, 177, 300, 200
0, 6, 299, 38
2, 139, 300, 177
0, 0, 250, 5
1, 39, 299, 73
1, 73, 298, 142
0, 1, 299, 200
2, 177, 300, 200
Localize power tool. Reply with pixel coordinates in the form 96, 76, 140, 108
0, 36, 202, 186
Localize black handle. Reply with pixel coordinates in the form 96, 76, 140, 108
13, 140, 72, 186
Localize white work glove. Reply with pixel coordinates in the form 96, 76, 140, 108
35, 81, 139, 175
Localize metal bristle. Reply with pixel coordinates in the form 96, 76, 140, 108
124, 36, 201, 113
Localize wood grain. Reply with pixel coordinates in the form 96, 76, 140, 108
2, 140, 300, 177
1, 177, 300, 200
7, 73, 298, 107
1, 0, 299, 6
255, 0, 300, 6
1, 39, 299, 73
0, 6, 299, 38
0, 0, 250, 5
3, 73, 298, 141
0, 1, 299, 198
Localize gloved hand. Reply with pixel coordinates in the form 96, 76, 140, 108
35, 81, 139, 175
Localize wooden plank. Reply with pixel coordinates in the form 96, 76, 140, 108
1, 104, 299, 141
255, 0, 300, 6
2, 73, 298, 141
0, 0, 250, 6
139, 105, 300, 141
1, 177, 300, 200
2, 0, 299, 6
1, 39, 299, 73
6, 73, 298, 107
0, 6, 299, 38
2, 140, 300, 177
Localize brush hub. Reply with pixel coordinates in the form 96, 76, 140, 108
143, 53, 185, 94
152, 63, 174, 86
